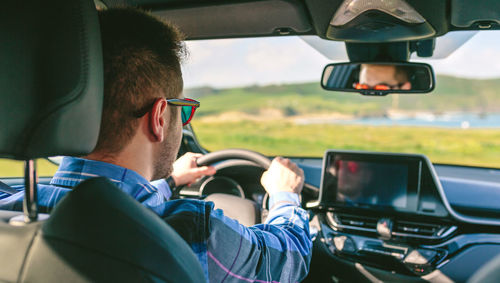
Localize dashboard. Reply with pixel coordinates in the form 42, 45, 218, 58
177, 150, 500, 282
310, 151, 500, 282
2, 148, 499, 282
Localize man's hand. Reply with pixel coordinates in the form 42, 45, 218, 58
261, 157, 304, 195
171, 152, 216, 186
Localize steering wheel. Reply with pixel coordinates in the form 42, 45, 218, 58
195, 149, 271, 225
197, 148, 272, 170
191, 149, 288, 226
193, 149, 318, 226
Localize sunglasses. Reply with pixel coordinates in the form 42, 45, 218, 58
166, 98, 200, 126
133, 98, 200, 126
335, 160, 360, 174
354, 82, 404, 91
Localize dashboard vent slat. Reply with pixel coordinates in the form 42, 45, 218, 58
327, 213, 457, 241
332, 213, 378, 232
392, 220, 456, 240
394, 221, 440, 236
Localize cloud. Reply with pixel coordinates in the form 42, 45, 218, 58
420, 31, 500, 79
184, 42, 212, 64
300, 36, 349, 61
245, 41, 298, 72
182, 32, 500, 89
183, 37, 331, 88
429, 50, 500, 79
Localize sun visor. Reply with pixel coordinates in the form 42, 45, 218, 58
451, 0, 500, 29
154, 0, 312, 40
326, 0, 435, 42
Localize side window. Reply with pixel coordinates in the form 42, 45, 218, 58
0, 159, 58, 178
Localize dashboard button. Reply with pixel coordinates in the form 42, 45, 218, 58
376, 218, 393, 239
404, 249, 437, 265
333, 235, 356, 253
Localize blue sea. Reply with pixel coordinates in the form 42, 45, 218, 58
298, 113, 500, 128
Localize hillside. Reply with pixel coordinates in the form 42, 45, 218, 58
185, 75, 500, 118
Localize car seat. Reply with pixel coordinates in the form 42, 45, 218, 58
0, 0, 205, 282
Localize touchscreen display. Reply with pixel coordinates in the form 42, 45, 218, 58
321, 153, 418, 210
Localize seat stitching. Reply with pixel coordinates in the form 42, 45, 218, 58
17, 226, 40, 283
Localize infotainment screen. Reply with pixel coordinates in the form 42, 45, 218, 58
320, 151, 422, 212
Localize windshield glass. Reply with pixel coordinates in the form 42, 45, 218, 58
184, 31, 500, 168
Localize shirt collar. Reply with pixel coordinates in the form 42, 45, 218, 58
50, 157, 167, 199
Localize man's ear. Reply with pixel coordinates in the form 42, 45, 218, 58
148, 98, 168, 142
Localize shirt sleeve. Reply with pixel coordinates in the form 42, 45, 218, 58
206, 191, 312, 282
150, 179, 172, 201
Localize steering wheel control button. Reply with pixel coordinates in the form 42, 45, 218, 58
376, 218, 393, 239
333, 235, 357, 253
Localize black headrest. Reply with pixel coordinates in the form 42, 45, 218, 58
0, 0, 103, 159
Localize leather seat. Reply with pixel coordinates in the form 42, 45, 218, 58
0, 0, 205, 282
0, 177, 204, 282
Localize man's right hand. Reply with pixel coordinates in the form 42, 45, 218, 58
261, 157, 304, 195
171, 152, 216, 187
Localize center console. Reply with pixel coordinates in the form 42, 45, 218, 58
308, 150, 479, 278
318, 150, 449, 218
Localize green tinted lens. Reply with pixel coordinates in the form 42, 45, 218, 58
181, 105, 192, 125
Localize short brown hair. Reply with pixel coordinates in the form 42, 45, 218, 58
93, 8, 187, 154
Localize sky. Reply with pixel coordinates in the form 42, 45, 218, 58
182, 30, 500, 89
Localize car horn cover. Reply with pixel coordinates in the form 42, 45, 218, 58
330, 0, 426, 26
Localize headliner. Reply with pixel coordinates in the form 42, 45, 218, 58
99, 0, 500, 40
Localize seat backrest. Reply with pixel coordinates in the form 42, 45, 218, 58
0, 0, 206, 281
0, 178, 205, 282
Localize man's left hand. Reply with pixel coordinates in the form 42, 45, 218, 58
171, 152, 216, 186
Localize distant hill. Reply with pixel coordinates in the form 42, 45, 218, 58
185, 75, 500, 118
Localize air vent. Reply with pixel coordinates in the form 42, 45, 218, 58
392, 220, 456, 240
326, 213, 457, 240
328, 213, 378, 233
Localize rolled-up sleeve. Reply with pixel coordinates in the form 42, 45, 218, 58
206, 192, 312, 282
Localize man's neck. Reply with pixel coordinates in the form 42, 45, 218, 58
85, 148, 153, 181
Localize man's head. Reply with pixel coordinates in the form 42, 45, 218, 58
91, 8, 187, 179
358, 64, 412, 90
336, 161, 374, 200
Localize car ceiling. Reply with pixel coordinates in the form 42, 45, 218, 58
99, 0, 500, 41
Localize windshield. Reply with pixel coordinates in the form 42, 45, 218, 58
183, 31, 500, 168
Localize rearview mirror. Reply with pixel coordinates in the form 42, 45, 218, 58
321, 62, 435, 96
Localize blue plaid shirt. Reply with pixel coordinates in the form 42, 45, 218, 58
0, 157, 312, 282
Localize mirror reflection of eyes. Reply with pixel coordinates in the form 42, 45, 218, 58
354, 83, 404, 90
321, 62, 434, 95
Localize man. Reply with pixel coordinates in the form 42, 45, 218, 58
355, 64, 412, 90
335, 161, 376, 205
0, 8, 311, 282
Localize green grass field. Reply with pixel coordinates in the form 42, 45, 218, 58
187, 75, 500, 118
1, 121, 499, 177
185, 76, 500, 168
0, 159, 58, 178
1, 76, 499, 177
191, 120, 500, 168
